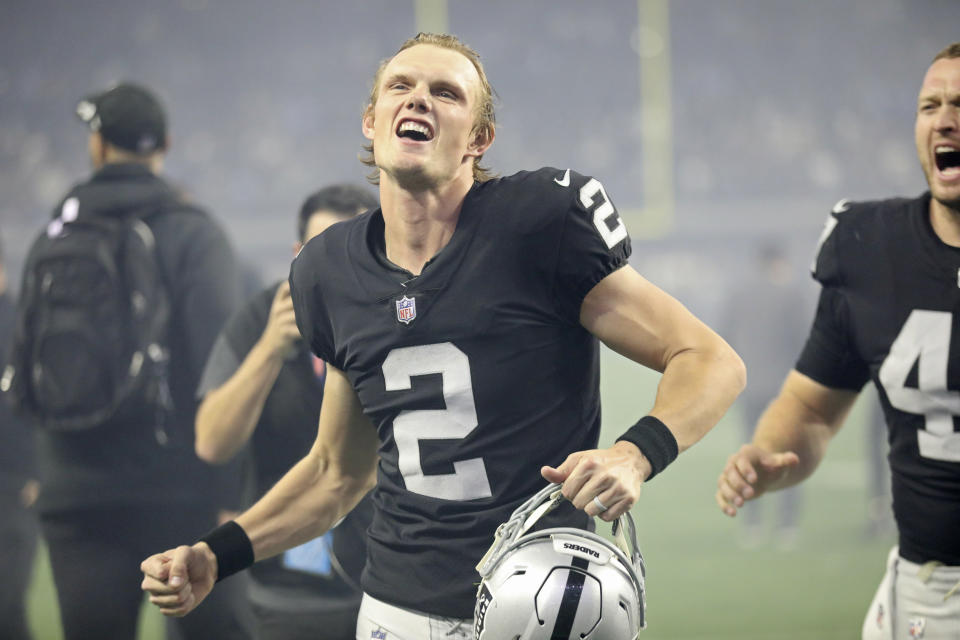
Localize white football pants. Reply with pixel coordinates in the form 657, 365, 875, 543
356, 592, 473, 640
862, 546, 960, 640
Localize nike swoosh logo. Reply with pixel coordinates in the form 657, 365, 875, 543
554, 169, 570, 187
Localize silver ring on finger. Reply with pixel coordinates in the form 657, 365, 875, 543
592, 495, 608, 512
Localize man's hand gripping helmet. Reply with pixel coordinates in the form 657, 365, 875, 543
474, 483, 646, 639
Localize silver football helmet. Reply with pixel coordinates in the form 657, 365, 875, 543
474, 483, 646, 640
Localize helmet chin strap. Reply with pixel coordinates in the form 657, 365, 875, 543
476, 483, 563, 574
613, 509, 645, 582
518, 486, 565, 536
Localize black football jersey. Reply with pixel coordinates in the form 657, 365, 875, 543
796, 193, 960, 565
289, 167, 631, 617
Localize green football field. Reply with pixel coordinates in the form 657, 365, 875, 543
26, 349, 894, 639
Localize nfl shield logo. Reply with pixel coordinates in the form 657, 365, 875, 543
396, 295, 416, 325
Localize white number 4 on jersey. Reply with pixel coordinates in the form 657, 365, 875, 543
879, 310, 960, 461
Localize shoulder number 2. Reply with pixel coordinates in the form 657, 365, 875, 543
580, 178, 627, 250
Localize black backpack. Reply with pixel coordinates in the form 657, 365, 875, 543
2, 204, 174, 439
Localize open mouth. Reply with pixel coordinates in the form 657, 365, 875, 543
935, 144, 960, 173
396, 119, 434, 142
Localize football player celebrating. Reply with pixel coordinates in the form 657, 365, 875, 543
142, 33, 745, 638
716, 43, 960, 639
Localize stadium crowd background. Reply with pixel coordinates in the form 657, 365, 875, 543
2, 1, 958, 638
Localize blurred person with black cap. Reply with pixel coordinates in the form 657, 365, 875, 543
11, 82, 253, 640
0, 234, 39, 640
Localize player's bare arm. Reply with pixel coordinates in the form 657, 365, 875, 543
544, 264, 746, 520
581, 265, 746, 446
716, 370, 858, 517
237, 364, 378, 558
142, 364, 378, 616
195, 281, 301, 463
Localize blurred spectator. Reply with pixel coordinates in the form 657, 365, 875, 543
195, 184, 378, 640
721, 243, 809, 548
0, 234, 39, 640
6, 83, 252, 640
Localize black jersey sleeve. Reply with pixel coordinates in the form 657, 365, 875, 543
795, 287, 871, 391
549, 169, 632, 322
795, 199, 870, 391
196, 283, 278, 398
289, 238, 337, 366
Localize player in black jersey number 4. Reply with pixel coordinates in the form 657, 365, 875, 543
716, 43, 960, 640
141, 33, 746, 639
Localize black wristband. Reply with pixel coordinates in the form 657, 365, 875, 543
198, 520, 254, 582
616, 415, 679, 481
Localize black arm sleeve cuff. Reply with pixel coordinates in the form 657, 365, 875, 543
198, 520, 254, 582
616, 415, 679, 481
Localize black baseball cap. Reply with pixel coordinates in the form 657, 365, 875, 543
76, 82, 168, 154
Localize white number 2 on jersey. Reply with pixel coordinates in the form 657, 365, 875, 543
382, 343, 493, 500
878, 310, 960, 461
579, 178, 627, 249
